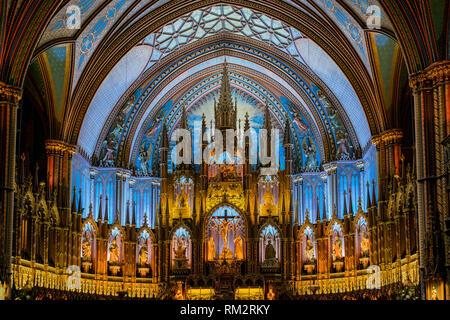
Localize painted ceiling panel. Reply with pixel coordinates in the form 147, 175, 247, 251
78, 45, 152, 155
372, 33, 397, 110
294, 37, 370, 147
129, 55, 320, 158
44, 45, 71, 121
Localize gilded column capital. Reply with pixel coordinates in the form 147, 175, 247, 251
409, 60, 450, 89
372, 129, 403, 147
0, 81, 22, 104
45, 140, 77, 155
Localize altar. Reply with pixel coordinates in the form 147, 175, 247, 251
206, 206, 246, 269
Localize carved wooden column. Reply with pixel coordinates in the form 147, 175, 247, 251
0, 82, 21, 296
410, 61, 449, 299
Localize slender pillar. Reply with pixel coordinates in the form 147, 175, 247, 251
0, 82, 21, 298
410, 61, 449, 300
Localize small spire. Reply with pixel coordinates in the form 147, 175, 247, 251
71, 187, 77, 213
371, 180, 377, 206
114, 211, 120, 224
104, 196, 109, 223
305, 209, 310, 223
254, 193, 258, 216
357, 197, 363, 213
366, 182, 371, 208
322, 192, 327, 221
126, 200, 131, 226
77, 189, 83, 215
316, 197, 321, 223
132, 200, 136, 226
343, 190, 348, 217
180, 103, 188, 129
348, 189, 353, 215
294, 201, 299, 225
143, 212, 148, 227
280, 192, 285, 214
98, 195, 103, 222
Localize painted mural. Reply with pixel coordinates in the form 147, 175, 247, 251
99, 90, 141, 167
136, 101, 173, 176
313, 85, 356, 160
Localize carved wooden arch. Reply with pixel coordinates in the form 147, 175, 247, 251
81, 216, 98, 234
137, 225, 156, 243
258, 220, 282, 238
202, 202, 248, 237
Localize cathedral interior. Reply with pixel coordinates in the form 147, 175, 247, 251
0, 0, 449, 301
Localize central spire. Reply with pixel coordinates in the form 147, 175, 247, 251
215, 59, 237, 132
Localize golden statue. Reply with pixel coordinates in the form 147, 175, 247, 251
174, 239, 186, 260
360, 230, 370, 256
260, 188, 276, 217
332, 236, 343, 261
234, 236, 243, 260
109, 239, 120, 263
267, 286, 275, 300
219, 219, 233, 260
81, 235, 91, 261
305, 239, 315, 263
208, 237, 216, 261
174, 282, 184, 300
138, 244, 149, 266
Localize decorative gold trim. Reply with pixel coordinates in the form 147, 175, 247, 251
0, 81, 22, 104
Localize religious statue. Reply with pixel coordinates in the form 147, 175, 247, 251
260, 188, 277, 217
265, 240, 276, 261
138, 244, 149, 266
174, 282, 184, 300
332, 236, 343, 261
81, 235, 92, 262
360, 230, 370, 257
305, 239, 315, 263
219, 218, 233, 260
336, 131, 350, 158
101, 139, 116, 166
234, 236, 243, 260
303, 136, 317, 170
109, 239, 120, 264
208, 237, 216, 261
174, 239, 186, 260
267, 286, 275, 300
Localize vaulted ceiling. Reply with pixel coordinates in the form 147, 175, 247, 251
7, 0, 447, 170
